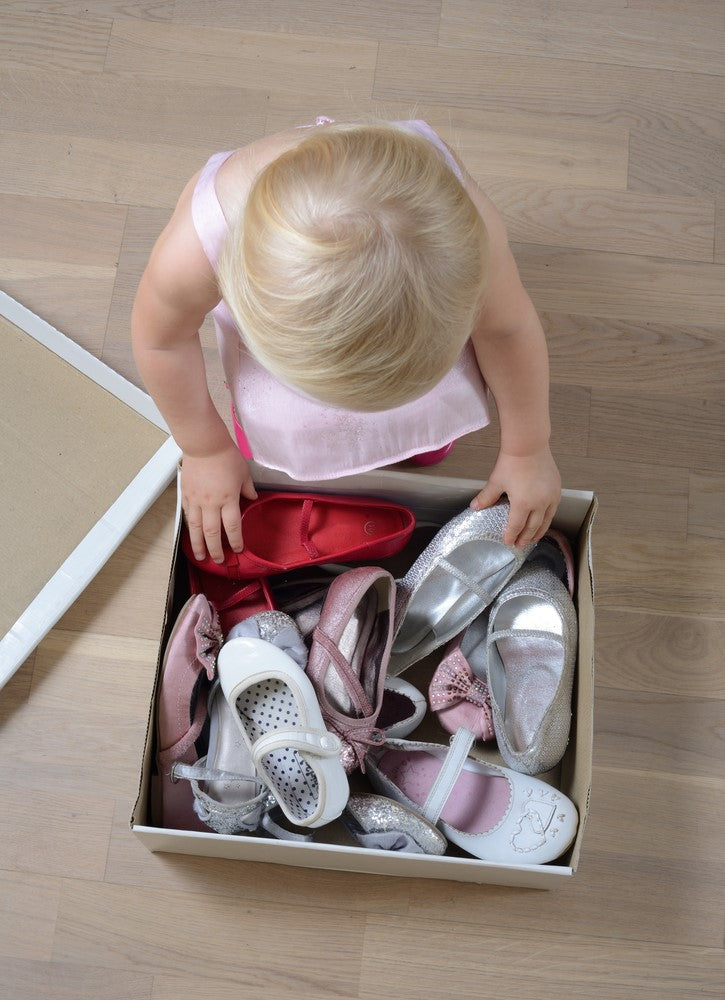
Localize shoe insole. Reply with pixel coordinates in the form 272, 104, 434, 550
236, 680, 319, 823
377, 749, 511, 835
324, 589, 379, 715
206, 692, 259, 806
490, 594, 565, 752
394, 542, 513, 653
243, 496, 405, 564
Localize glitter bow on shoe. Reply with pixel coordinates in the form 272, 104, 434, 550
429, 644, 495, 742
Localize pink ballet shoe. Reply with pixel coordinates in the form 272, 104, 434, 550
154, 595, 222, 831
306, 567, 396, 773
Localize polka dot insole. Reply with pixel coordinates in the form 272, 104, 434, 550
236, 679, 319, 822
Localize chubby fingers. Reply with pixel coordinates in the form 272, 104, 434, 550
505, 502, 557, 548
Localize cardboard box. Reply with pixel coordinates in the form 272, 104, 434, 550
0, 291, 180, 689
131, 465, 596, 890
1, 290, 596, 889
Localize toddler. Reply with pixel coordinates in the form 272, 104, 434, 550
132, 117, 561, 564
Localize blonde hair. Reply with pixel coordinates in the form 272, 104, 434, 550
218, 122, 489, 411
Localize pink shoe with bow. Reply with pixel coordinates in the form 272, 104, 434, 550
429, 613, 495, 742
306, 567, 396, 773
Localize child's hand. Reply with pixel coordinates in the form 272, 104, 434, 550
470, 446, 562, 548
181, 444, 257, 563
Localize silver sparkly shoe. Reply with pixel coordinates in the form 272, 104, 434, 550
486, 539, 578, 775
389, 502, 534, 675
341, 793, 447, 855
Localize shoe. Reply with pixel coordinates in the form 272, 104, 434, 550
389, 502, 534, 675
275, 570, 426, 740
366, 730, 578, 865
217, 612, 349, 828
306, 567, 396, 773
341, 793, 447, 855
187, 564, 276, 636
154, 595, 223, 831
486, 533, 578, 775
170, 681, 270, 835
408, 440, 457, 467
428, 614, 495, 742
378, 676, 427, 739
181, 491, 415, 580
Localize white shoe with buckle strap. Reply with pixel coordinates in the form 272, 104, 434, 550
217, 616, 349, 828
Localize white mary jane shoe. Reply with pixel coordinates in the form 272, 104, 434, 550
366, 729, 578, 866
217, 614, 349, 829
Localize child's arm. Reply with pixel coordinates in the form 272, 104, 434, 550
131, 173, 257, 563
461, 171, 562, 547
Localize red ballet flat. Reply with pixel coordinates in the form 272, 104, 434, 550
182, 490, 415, 580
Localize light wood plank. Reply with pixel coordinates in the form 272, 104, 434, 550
588, 390, 725, 472
359, 914, 725, 999
1, 959, 152, 1000
439, 0, 725, 75
0, 130, 206, 208
3, 0, 171, 16
105, 18, 378, 96
106, 801, 412, 917
172, 0, 442, 44
587, 767, 725, 865
0, 11, 111, 73
0, 958, 152, 1000
594, 533, 725, 617
52, 880, 364, 996
595, 608, 725, 699
406, 851, 725, 949
0, 871, 61, 962
554, 454, 689, 539
628, 126, 724, 199
0, 783, 114, 880
485, 180, 715, 260
514, 245, 725, 325
689, 470, 725, 539
715, 196, 725, 263
543, 313, 725, 398
374, 44, 725, 142
595, 688, 724, 779
0, 67, 267, 150
1, 194, 126, 267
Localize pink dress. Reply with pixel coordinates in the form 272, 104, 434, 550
191, 118, 491, 481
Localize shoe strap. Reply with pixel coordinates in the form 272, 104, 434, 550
170, 760, 262, 788
252, 727, 341, 765
261, 807, 315, 843
488, 626, 565, 646
421, 727, 476, 824
299, 498, 321, 559
311, 626, 374, 719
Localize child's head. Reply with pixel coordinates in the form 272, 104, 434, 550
218, 122, 489, 411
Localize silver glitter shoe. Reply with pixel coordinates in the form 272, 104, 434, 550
486, 541, 578, 775
170, 681, 269, 835
341, 793, 447, 855
389, 502, 533, 675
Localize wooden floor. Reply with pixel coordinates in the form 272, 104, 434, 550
2, 2, 724, 997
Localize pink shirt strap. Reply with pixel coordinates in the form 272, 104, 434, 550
191, 150, 235, 268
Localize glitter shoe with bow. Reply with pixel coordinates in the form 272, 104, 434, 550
154, 594, 223, 831
366, 729, 578, 865
389, 502, 534, 676
306, 567, 396, 773
428, 613, 495, 742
